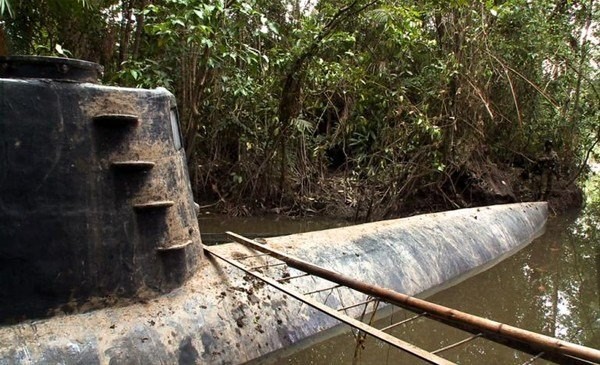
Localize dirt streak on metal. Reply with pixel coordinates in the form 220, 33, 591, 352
0, 203, 547, 364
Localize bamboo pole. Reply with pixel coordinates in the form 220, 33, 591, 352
226, 231, 600, 364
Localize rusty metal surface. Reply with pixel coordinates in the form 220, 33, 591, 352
0, 203, 548, 364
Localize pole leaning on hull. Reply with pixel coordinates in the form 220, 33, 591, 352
225, 231, 600, 365
204, 246, 454, 365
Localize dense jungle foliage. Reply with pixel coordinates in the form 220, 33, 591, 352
1, 0, 598, 219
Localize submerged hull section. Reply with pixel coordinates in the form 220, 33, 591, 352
0, 202, 547, 364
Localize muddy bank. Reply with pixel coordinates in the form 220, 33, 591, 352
197, 160, 583, 221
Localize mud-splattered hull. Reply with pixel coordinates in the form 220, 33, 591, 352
0, 202, 547, 364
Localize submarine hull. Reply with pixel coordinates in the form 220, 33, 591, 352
0, 202, 547, 364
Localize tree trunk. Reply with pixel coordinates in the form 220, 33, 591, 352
0, 25, 7, 56
118, 0, 135, 67
132, 0, 146, 60
276, 69, 304, 199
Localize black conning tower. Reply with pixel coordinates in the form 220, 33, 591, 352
0, 56, 203, 322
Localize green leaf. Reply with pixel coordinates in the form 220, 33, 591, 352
171, 19, 185, 27
193, 9, 204, 19
268, 22, 279, 35
0, 0, 13, 17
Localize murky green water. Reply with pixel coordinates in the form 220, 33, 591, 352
198, 214, 352, 244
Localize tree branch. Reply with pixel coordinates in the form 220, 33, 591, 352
566, 129, 600, 186
487, 51, 561, 111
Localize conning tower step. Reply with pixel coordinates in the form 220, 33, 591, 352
93, 114, 139, 127
133, 200, 175, 211
156, 240, 193, 252
111, 160, 156, 171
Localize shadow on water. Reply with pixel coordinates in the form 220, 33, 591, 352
249, 185, 600, 364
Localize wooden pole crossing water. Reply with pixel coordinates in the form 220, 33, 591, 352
208, 232, 600, 365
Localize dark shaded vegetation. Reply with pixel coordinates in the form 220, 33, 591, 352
1, 0, 598, 220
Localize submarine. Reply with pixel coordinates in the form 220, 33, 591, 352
0, 56, 553, 364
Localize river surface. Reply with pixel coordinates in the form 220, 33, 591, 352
198, 214, 353, 244
199, 191, 600, 364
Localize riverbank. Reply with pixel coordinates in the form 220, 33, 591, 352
197, 161, 584, 222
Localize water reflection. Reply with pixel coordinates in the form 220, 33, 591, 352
254, 203, 600, 364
